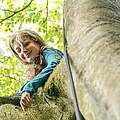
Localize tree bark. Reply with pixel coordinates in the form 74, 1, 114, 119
64, 0, 120, 120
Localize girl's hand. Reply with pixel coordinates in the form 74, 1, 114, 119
20, 91, 33, 112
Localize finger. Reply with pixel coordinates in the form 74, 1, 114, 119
20, 99, 28, 109
21, 98, 31, 107
20, 92, 32, 110
26, 95, 32, 104
20, 100, 31, 111
23, 96, 32, 107
22, 92, 32, 104
20, 102, 27, 112
21, 94, 29, 103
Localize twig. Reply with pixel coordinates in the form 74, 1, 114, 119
45, 0, 49, 35
39, 8, 47, 12
0, 72, 17, 81
1, 9, 15, 12
0, 0, 33, 23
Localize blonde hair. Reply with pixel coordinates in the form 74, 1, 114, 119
9, 29, 47, 65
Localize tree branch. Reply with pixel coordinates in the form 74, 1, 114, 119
0, 93, 21, 106
46, 0, 49, 34
0, 72, 17, 81
1, 9, 15, 12
0, 0, 33, 24
39, 8, 47, 12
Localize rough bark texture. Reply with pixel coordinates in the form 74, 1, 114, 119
0, 60, 76, 120
64, 0, 120, 120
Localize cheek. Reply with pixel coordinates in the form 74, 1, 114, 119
31, 45, 40, 52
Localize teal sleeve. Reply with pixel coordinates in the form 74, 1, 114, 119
19, 49, 63, 97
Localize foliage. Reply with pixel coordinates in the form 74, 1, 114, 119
0, 0, 63, 96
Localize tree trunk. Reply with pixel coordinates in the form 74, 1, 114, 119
64, 0, 120, 120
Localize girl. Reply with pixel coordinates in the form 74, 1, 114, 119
9, 29, 63, 112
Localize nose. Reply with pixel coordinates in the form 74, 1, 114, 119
21, 46, 28, 53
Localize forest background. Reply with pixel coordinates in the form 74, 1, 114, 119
0, 0, 63, 96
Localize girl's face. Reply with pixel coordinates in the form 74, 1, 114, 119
13, 36, 40, 63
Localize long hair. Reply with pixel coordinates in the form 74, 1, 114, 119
9, 29, 48, 81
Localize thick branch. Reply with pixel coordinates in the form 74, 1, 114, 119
0, 94, 21, 106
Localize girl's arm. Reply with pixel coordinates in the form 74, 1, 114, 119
20, 49, 63, 97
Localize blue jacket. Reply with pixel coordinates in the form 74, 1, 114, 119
16, 49, 63, 97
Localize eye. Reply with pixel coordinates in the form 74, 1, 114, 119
21, 54, 25, 60
16, 47, 21, 53
24, 42, 30, 46
23, 41, 31, 47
